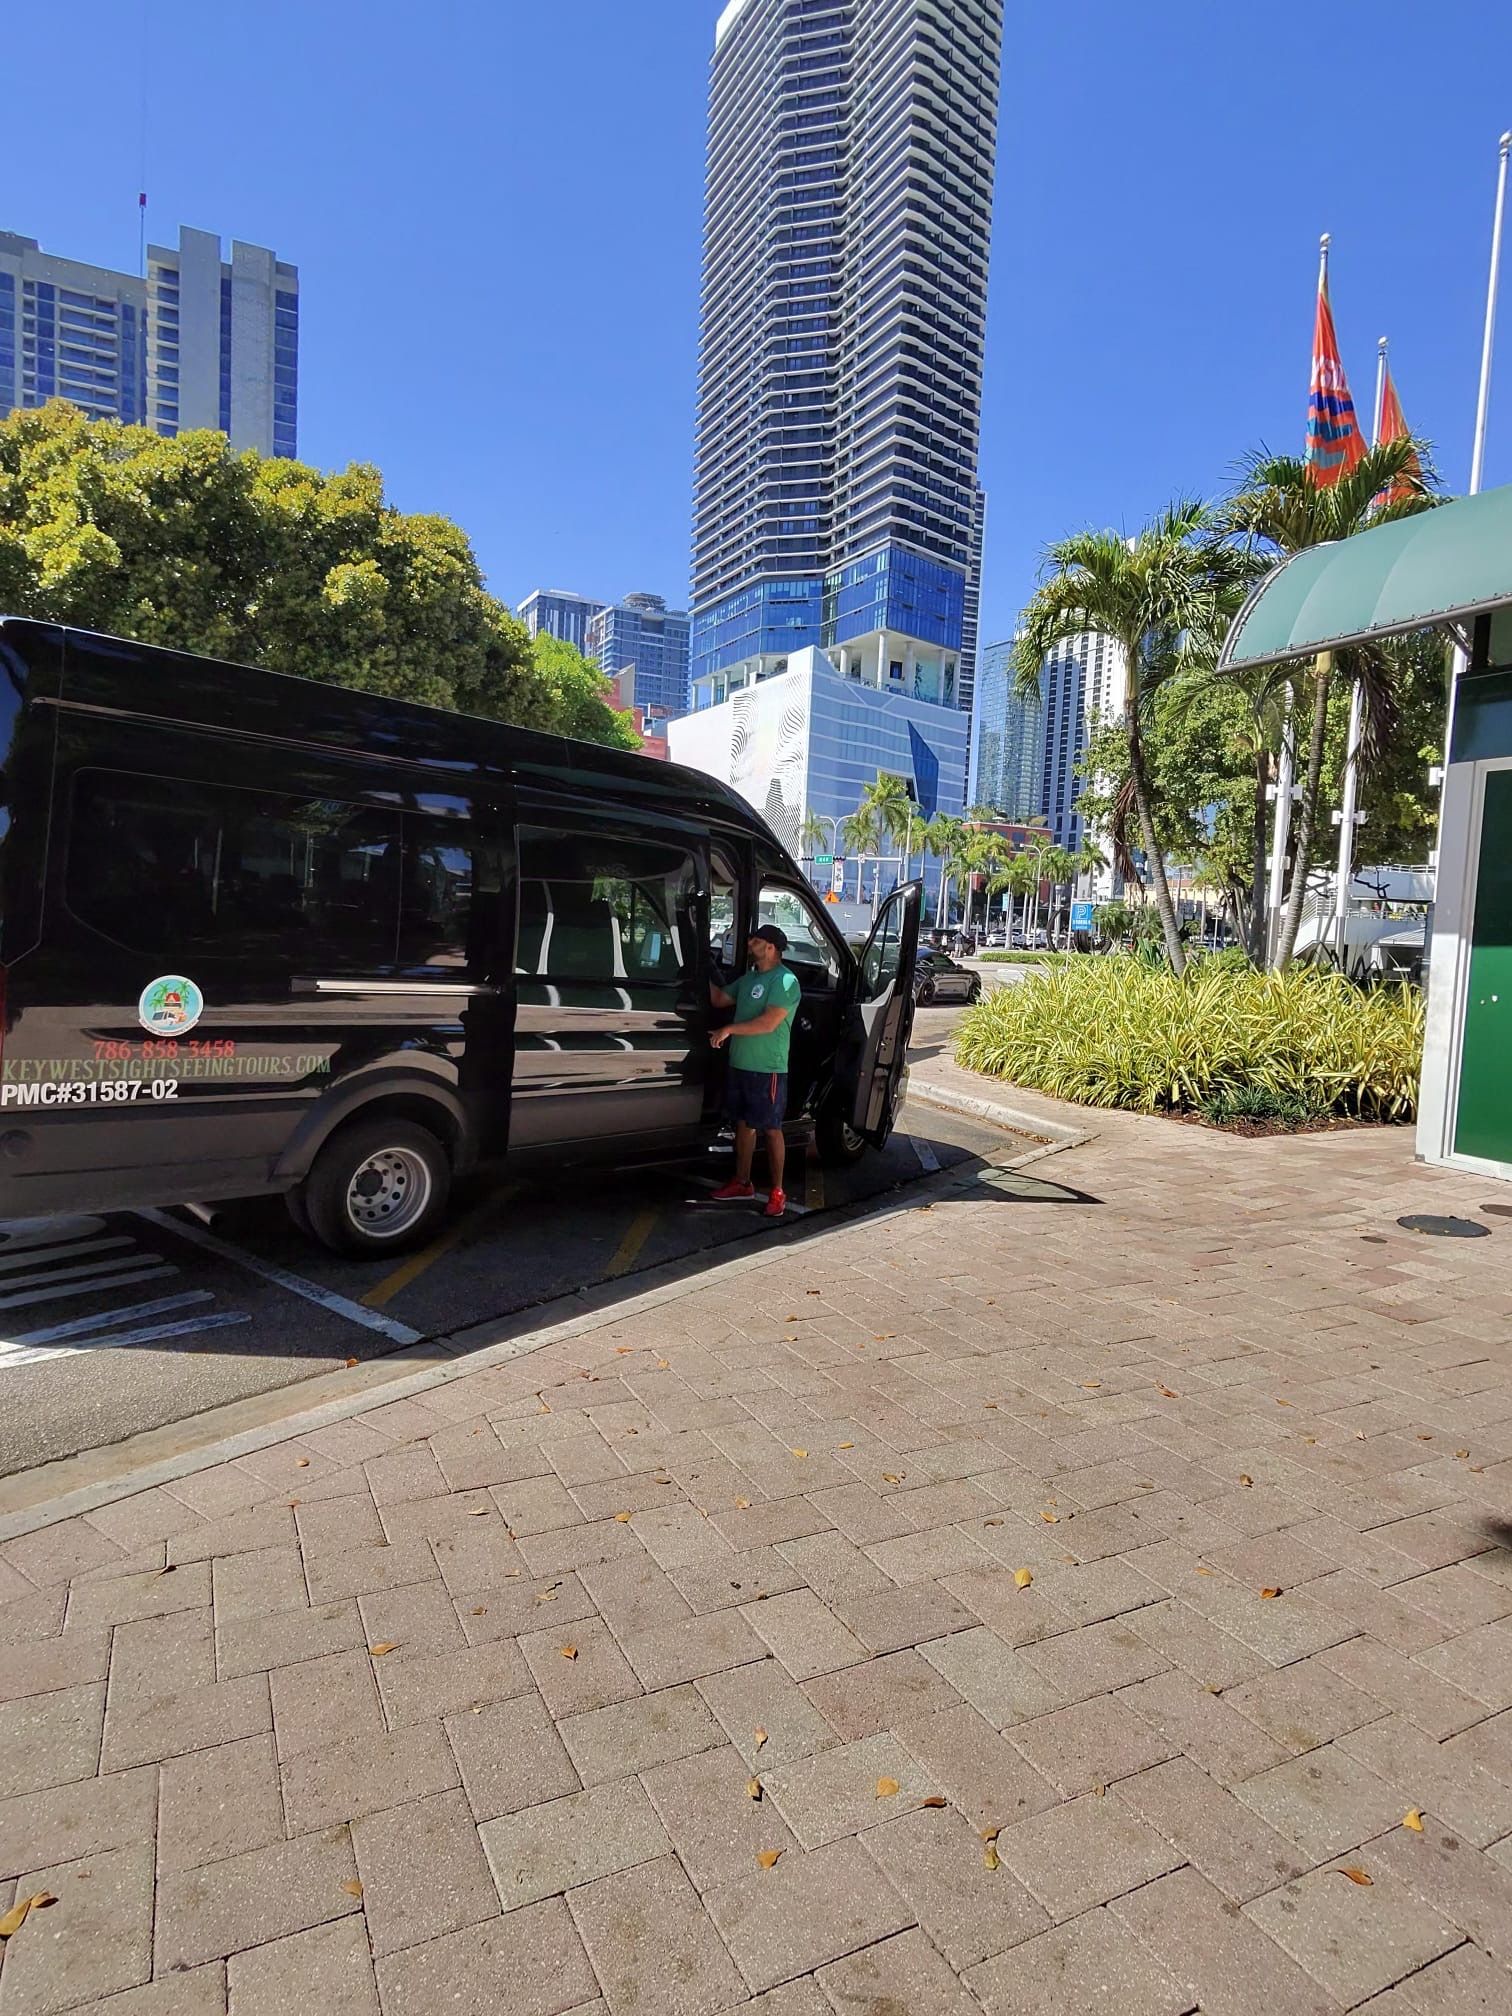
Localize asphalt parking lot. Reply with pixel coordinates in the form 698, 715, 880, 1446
0, 1008, 1052, 1482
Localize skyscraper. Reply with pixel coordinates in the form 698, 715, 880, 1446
147, 229, 299, 457
0, 225, 297, 456
517, 588, 607, 653
1040, 631, 1127, 863
972, 638, 1047, 820
586, 592, 692, 716
690, 0, 1003, 706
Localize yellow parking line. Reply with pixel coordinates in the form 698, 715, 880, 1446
805, 1145, 825, 1213
606, 1206, 661, 1279
362, 1183, 520, 1309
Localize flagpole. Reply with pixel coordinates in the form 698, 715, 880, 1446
1331, 336, 1391, 964
1372, 335, 1388, 445
1442, 134, 1512, 786
1269, 233, 1334, 962
1469, 135, 1512, 498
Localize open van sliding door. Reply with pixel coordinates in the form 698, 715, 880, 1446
507, 811, 709, 1154
838, 880, 922, 1149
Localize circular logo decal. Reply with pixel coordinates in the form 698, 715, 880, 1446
138, 975, 204, 1036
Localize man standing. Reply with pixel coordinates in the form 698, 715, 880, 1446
709, 923, 800, 1217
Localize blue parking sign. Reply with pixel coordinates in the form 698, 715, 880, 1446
1070, 900, 1095, 932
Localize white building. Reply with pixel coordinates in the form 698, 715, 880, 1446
669, 647, 967, 900
0, 225, 297, 457
1040, 631, 1127, 890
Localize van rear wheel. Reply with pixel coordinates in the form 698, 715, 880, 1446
301, 1118, 452, 1256
815, 1091, 867, 1167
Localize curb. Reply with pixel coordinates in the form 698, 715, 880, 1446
907, 1077, 1094, 1150
0, 1127, 1079, 1543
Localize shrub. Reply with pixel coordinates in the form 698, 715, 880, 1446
953, 959, 1423, 1121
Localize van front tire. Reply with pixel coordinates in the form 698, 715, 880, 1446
300, 1118, 452, 1256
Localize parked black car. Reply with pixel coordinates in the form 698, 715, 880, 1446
913, 949, 982, 1006
0, 619, 922, 1254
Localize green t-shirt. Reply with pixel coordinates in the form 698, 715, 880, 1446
729, 963, 801, 1073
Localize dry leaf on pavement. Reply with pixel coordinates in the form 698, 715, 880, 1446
875, 1777, 900, 1798
1337, 1866, 1373, 1886
466, 1507, 490, 1517
1403, 1810, 1425, 1832
790, 1448, 809, 1460
754, 1727, 768, 1750
368, 1642, 398, 1656
560, 1645, 578, 1660
1259, 1588, 1282, 1600
1155, 1385, 1179, 1399
920, 1795, 948, 1808
982, 1841, 1000, 1870
295, 1457, 310, 1468
881, 1473, 902, 1485
756, 1849, 783, 1869
614, 1512, 633, 1523
734, 1498, 752, 1509
341, 1879, 364, 1898
837, 1442, 854, 1450
746, 1778, 762, 1801
1238, 1475, 1253, 1488
1040, 1511, 1059, 1524
1014, 1568, 1034, 1589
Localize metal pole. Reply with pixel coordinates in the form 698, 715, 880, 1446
1333, 677, 1364, 965
1329, 339, 1389, 967
1269, 232, 1334, 964
1266, 685, 1296, 961
1444, 133, 1512, 766
1372, 335, 1388, 447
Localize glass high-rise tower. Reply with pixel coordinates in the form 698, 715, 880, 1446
690, 0, 1003, 717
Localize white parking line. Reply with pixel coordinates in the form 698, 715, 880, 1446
6, 1292, 215, 1348
0, 1263, 178, 1312
909, 1135, 941, 1173
0, 1308, 252, 1372
0, 1235, 135, 1276
136, 1209, 422, 1347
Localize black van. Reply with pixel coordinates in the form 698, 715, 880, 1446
0, 619, 920, 1253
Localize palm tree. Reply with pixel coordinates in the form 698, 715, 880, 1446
842, 804, 884, 913
1219, 437, 1433, 967
924, 814, 964, 928
857, 772, 917, 891
1016, 503, 1244, 974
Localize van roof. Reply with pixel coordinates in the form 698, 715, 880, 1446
0, 615, 771, 841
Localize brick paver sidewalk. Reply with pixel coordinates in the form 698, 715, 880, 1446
2, 1114, 1511, 2014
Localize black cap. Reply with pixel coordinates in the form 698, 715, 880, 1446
749, 923, 788, 951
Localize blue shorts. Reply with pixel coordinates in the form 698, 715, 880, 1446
726, 1068, 788, 1130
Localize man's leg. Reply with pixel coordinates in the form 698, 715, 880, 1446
764, 1127, 786, 1195
732, 1120, 756, 1184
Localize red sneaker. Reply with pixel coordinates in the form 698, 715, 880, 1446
763, 1187, 787, 1218
711, 1178, 756, 1201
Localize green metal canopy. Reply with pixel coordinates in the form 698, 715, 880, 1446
1218, 480, 1512, 673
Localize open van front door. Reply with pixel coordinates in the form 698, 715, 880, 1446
841, 880, 922, 1149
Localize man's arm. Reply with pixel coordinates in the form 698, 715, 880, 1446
709, 1002, 790, 1047
710, 980, 735, 1010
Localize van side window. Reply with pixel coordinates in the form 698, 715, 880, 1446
515, 829, 696, 984
757, 882, 843, 991
400, 814, 502, 974
66, 769, 400, 968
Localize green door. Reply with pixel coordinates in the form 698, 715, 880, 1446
1454, 767, 1512, 1163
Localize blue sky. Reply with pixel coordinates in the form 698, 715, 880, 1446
9, 0, 1511, 649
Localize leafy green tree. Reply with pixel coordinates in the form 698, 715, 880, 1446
1219, 438, 1434, 965
1015, 503, 1244, 974
0, 401, 639, 749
